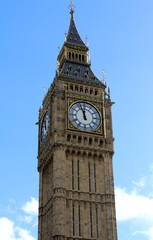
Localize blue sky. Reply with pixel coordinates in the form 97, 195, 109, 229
0, 0, 153, 239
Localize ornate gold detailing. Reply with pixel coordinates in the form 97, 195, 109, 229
43, 86, 47, 96
102, 69, 107, 85
69, 0, 75, 14
67, 98, 104, 135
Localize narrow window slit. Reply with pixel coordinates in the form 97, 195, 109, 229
72, 160, 74, 190
88, 162, 91, 192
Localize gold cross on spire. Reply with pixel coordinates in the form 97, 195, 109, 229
69, 0, 75, 14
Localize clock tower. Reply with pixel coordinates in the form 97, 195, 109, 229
38, 4, 117, 240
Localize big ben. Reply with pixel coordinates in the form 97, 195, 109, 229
37, 2, 118, 240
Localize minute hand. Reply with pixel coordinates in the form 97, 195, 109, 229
79, 103, 87, 120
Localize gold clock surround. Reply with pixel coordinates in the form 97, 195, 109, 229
67, 98, 104, 135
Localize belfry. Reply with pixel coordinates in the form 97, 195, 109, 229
37, 2, 118, 240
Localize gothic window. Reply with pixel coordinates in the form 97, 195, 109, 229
99, 140, 103, 147
82, 55, 85, 62
80, 86, 83, 92
79, 54, 81, 62
90, 89, 93, 94
89, 138, 92, 145
69, 52, 71, 59
78, 136, 82, 143
88, 162, 91, 192
69, 65, 72, 71
95, 90, 98, 95
77, 67, 81, 73
74, 71, 78, 77
76, 53, 78, 60
72, 53, 74, 60
85, 88, 88, 93
79, 205, 81, 236
73, 204, 75, 236
77, 160, 80, 191
94, 163, 97, 193
75, 85, 78, 91
96, 207, 99, 239
86, 69, 89, 74
84, 74, 87, 79
72, 160, 74, 190
90, 207, 93, 238
70, 84, 73, 91
67, 134, 71, 141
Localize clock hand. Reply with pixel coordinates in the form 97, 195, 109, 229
83, 110, 87, 120
79, 102, 87, 120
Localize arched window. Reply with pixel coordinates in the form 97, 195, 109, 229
99, 140, 103, 147
95, 90, 98, 95
80, 86, 83, 92
79, 54, 81, 62
72, 53, 74, 60
69, 52, 71, 59
67, 134, 71, 141
89, 138, 92, 145
82, 55, 85, 62
70, 84, 73, 91
85, 88, 88, 93
90, 89, 93, 94
78, 136, 82, 143
75, 85, 78, 91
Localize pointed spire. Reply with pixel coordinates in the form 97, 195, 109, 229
64, 8, 88, 50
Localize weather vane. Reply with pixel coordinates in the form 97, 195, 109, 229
69, 0, 75, 14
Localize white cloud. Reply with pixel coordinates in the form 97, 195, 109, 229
115, 187, 153, 221
132, 177, 146, 187
132, 228, 153, 240
115, 186, 153, 239
22, 198, 38, 216
0, 218, 15, 240
0, 217, 35, 240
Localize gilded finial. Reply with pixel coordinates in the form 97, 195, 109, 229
102, 69, 106, 80
58, 44, 60, 55
102, 69, 107, 86
69, 0, 75, 14
64, 31, 67, 41
43, 87, 47, 96
85, 35, 88, 46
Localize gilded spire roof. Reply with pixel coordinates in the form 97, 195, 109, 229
64, 12, 88, 50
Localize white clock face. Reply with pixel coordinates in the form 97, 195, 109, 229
41, 111, 50, 143
69, 102, 101, 132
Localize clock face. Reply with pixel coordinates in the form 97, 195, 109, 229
69, 102, 101, 132
41, 111, 50, 144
